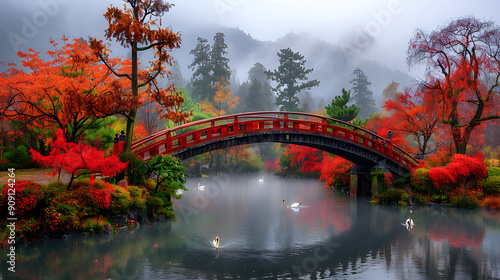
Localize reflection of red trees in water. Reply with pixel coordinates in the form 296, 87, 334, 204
290, 188, 351, 232
428, 222, 485, 248
89, 252, 113, 279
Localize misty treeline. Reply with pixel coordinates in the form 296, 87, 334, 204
151, 31, 378, 124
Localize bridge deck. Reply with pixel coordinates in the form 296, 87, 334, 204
131, 111, 418, 172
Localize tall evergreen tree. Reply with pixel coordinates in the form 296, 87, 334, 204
349, 67, 377, 119
248, 62, 268, 84
245, 79, 275, 112
210, 32, 231, 87
189, 33, 231, 102
245, 79, 262, 112
300, 91, 315, 113
325, 88, 360, 122
242, 63, 274, 112
168, 60, 185, 88
189, 37, 212, 101
266, 48, 319, 111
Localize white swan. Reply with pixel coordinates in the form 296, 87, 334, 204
402, 210, 414, 229
212, 236, 220, 248
197, 182, 205, 190
258, 177, 264, 183
283, 199, 301, 208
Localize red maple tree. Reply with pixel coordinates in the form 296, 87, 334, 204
30, 130, 128, 190
408, 17, 500, 154
383, 85, 444, 155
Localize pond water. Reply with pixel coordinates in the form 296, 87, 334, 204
2, 174, 500, 279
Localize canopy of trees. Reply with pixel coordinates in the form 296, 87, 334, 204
0, 38, 132, 148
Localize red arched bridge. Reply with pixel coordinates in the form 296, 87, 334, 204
129, 111, 418, 177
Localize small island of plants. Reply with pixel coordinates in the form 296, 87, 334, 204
0, 130, 187, 243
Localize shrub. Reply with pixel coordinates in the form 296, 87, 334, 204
445, 153, 488, 187
393, 173, 411, 189
128, 186, 147, 212
483, 176, 500, 195
80, 217, 112, 234
88, 188, 111, 210
118, 152, 147, 186
450, 194, 480, 209
0, 162, 25, 171
428, 167, 455, 189
377, 188, 408, 205
71, 178, 91, 189
411, 168, 431, 193
45, 193, 83, 233
481, 196, 500, 210
109, 185, 132, 216
487, 167, 500, 177
1, 180, 45, 218
4, 146, 33, 168
411, 193, 427, 205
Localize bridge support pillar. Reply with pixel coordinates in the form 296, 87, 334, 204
370, 160, 392, 197
350, 163, 393, 197
350, 165, 372, 197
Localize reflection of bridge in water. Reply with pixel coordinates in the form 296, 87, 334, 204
129, 111, 418, 196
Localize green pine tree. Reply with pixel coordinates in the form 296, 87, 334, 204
266, 48, 319, 111
189, 37, 212, 101
210, 32, 231, 88
325, 88, 360, 122
349, 68, 377, 119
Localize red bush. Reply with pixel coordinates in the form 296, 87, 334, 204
446, 153, 487, 183
89, 188, 111, 210
427, 153, 487, 190
428, 167, 455, 188
2, 180, 44, 217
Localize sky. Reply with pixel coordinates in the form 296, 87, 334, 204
1, 0, 499, 74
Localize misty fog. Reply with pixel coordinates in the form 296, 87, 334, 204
1, 0, 498, 112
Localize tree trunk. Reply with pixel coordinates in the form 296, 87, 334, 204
453, 133, 468, 154
123, 41, 138, 152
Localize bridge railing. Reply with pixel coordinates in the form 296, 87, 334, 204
131, 111, 419, 169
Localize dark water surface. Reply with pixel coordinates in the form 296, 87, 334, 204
2, 174, 500, 279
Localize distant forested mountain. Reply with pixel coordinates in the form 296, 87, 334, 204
171, 25, 414, 111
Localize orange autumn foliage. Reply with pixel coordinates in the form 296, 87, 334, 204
89, 0, 188, 151
201, 77, 239, 117
0, 37, 133, 143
